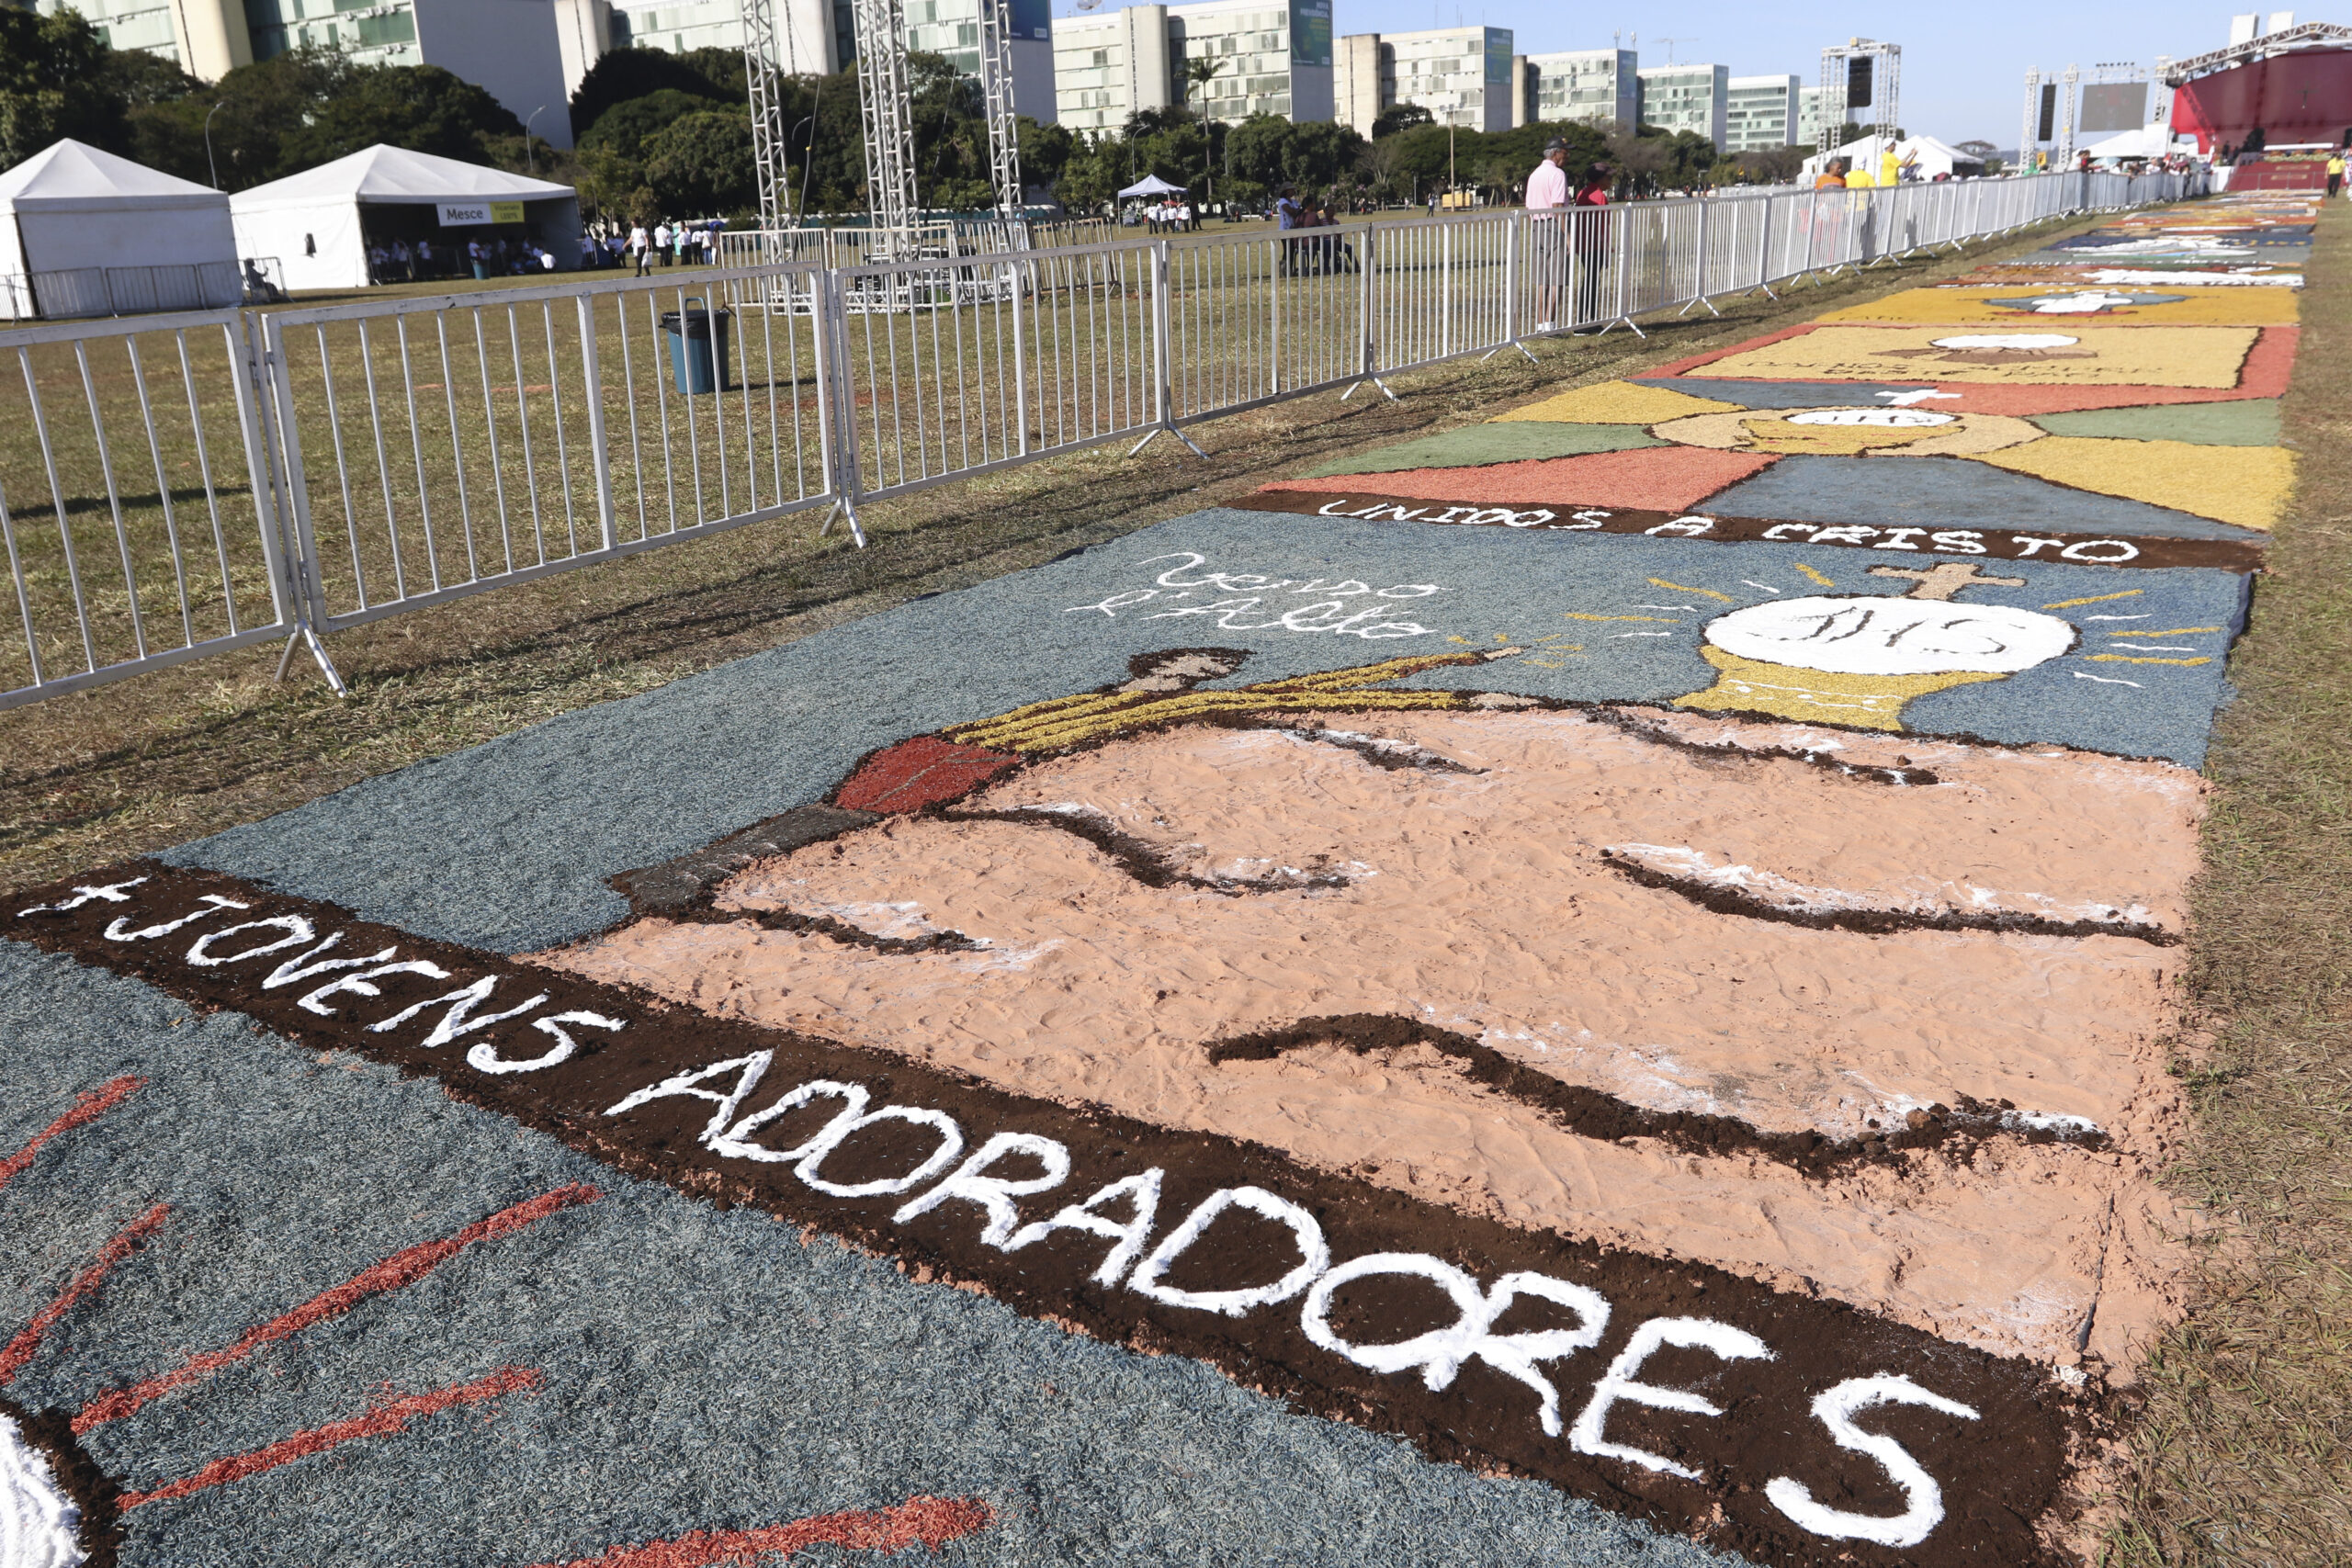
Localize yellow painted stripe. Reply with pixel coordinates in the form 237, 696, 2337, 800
1795, 563, 1836, 588
1647, 577, 1735, 602
2085, 653, 2212, 666
2043, 590, 2143, 609
1564, 613, 1681, 623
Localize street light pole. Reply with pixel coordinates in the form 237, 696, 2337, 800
203, 99, 226, 189
525, 106, 547, 175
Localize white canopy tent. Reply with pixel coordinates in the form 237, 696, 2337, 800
2085, 126, 2197, 162
1802, 133, 1988, 183
0, 140, 240, 319
231, 146, 580, 292
1116, 175, 1188, 199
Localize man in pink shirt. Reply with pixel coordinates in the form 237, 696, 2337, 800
1525, 138, 1571, 331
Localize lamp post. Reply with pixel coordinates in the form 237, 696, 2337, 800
203, 99, 226, 189
525, 106, 547, 175
791, 115, 816, 220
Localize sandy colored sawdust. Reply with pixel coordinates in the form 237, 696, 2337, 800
1260, 445, 1774, 510
1487, 378, 1739, 423
1654, 406, 2045, 457
542, 705, 2209, 1372
1815, 285, 2301, 327
1975, 435, 2296, 531
1695, 323, 2263, 388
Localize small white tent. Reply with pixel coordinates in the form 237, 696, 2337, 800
1801, 133, 1988, 183
231, 146, 581, 293
1116, 175, 1188, 199
0, 140, 240, 319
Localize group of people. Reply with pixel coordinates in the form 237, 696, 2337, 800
1524, 138, 1611, 332
1813, 142, 1920, 189
577, 219, 726, 275
1272, 186, 1361, 275
1138, 198, 1198, 231
364, 235, 560, 284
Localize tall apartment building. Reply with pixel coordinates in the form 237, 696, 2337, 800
1519, 48, 1636, 131
1335, 26, 1512, 136
1634, 62, 1727, 148
1794, 84, 1839, 151
608, 0, 1057, 123
1724, 73, 1799, 151
1055, 0, 1330, 131
40, 0, 577, 146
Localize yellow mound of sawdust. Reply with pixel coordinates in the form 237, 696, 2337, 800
1815, 286, 2300, 328
1973, 436, 2294, 530
1491, 379, 1739, 424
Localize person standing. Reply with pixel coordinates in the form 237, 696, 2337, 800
1570, 161, 1611, 328
2329, 149, 2345, 197
1273, 185, 1303, 276
629, 220, 650, 277
1815, 157, 1848, 189
1880, 141, 1901, 188
1525, 136, 1570, 333
653, 220, 673, 266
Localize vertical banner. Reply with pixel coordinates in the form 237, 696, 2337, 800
2039, 82, 2059, 142
1847, 55, 1873, 108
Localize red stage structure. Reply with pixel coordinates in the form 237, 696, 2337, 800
2170, 47, 2352, 153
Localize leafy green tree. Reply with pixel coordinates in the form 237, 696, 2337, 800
643, 109, 757, 215
0, 9, 130, 166
1019, 118, 1076, 195
1371, 103, 1433, 140
1225, 114, 1364, 197
277, 62, 523, 172
580, 88, 719, 160
568, 46, 736, 141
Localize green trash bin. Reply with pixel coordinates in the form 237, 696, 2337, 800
660, 297, 732, 394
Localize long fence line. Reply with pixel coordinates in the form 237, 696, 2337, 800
0, 167, 2199, 711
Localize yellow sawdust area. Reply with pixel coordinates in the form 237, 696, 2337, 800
1815, 285, 2301, 327
1701, 324, 2261, 387
1672, 647, 2007, 731
1488, 379, 1738, 424
1973, 435, 2295, 530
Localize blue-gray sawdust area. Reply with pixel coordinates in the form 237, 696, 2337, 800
0, 944, 1736, 1568
170, 507, 2249, 958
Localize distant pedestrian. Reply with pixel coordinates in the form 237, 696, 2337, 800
1816, 157, 1849, 189
1526, 136, 1570, 332
2329, 150, 2345, 197
1570, 163, 1611, 327
1274, 185, 1304, 275
654, 220, 673, 265
467, 238, 487, 280
629, 222, 650, 276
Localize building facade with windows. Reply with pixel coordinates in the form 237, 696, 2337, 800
1334, 26, 1513, 136
1794, 84, 1839, 151
1054, 0, 1331, 131
1520, 48, 1637, 130
40, 0, 578, 146
1634, 62, 1727, 147
1724, 72, 1799, 151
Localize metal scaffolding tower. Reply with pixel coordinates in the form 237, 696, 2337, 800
744, 0, 792, 241
2019, 67, 2042, 172
1820, 37, 1901, 145
852, 0, 921, 254
975, 0, 1027, 220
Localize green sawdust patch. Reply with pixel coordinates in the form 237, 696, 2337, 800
1300, 422, 1662, 479
2030, 399, 2283, 446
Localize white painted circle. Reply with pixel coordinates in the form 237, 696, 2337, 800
1704, 595, 2077, 676
1784, 409, 1957, 428
1927, 333, 2081, 350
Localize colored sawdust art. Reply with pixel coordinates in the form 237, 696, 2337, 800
1694, 323, 2260, 386
1264, 445, 1775, 511
1816, 284, 2300, 325
1976, 435, 2294, 530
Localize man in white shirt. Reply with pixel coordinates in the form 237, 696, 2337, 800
629, 222, 650, 277
653, 220, 673, 265
1525, 137, 1571, 332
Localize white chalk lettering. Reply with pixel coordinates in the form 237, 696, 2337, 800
296, 959, 451, 1017
2008, 535, 2067, 558
1763, 1374, 1980, 1548
606, 1052, 775, 1143
2060, 538, 2140, 563
1809, 525, 1879, 547
893, 1131, 1072, 1244
1928, 530, 1988, 555
1003, 1168, 1165, 1285
1126, 1186, 1330, 1317
795, 1104, 965, 1198
17, 875, 148, 917
185, 915, 317, 967
105, 894, 247, 942
1645, 517, 1714, 536
1871, 527, 1929, 551
1568, 1316, 1776, 1480
368, 973, 548, 1048
262, 932, 400, 991
1299, 1257, 1611, 1435
469, 1010, 624, 1076
710, 1078, 866, 1163
1761, 523, 1817, 540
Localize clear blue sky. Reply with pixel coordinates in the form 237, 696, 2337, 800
1050, 0, 2263, 145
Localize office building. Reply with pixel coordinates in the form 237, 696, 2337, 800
1634, 62, 1727, 147
1519, 48, 1636, 130
1056, 0, 1331, 130
1724, 73, 1799, 151
1795, 84, 1839, 151
609, 0, 1057, 124
40, 0, 577, 147
1334, 25, 1513, 136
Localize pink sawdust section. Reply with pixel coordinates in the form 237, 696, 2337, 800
1261, 446, 1776, 511
835, 735, 1023, 814
0, 1076, 142, 1195
1636, 325, 2300, 416
119, 1366, 544, 1507
0, 1202, 169, 1385
76, 1183, 600, 1433
529, 1496, 996, 1567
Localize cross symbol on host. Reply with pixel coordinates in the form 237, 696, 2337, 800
1866, 561, 2029, 602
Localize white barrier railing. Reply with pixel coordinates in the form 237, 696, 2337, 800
0, 170, 2203, 709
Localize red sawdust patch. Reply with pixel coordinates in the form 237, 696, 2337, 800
1260, 446, 1776, 512
0, 1076, 141, 1196
526, 1496, 995, 1567
833, 736, 1023, 814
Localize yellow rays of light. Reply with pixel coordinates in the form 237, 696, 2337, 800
2109, 626, 2222, 637
2044, 589, 2142, 609
1646, 578, 1734, 602
2085, 653, 2213, 666
1564, 612, 1680, 623
1794, 563, 1837, 588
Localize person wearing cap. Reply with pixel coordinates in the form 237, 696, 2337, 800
1526, 137, 1571, 332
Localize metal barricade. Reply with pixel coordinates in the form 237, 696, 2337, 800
0, 307, 298, 707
